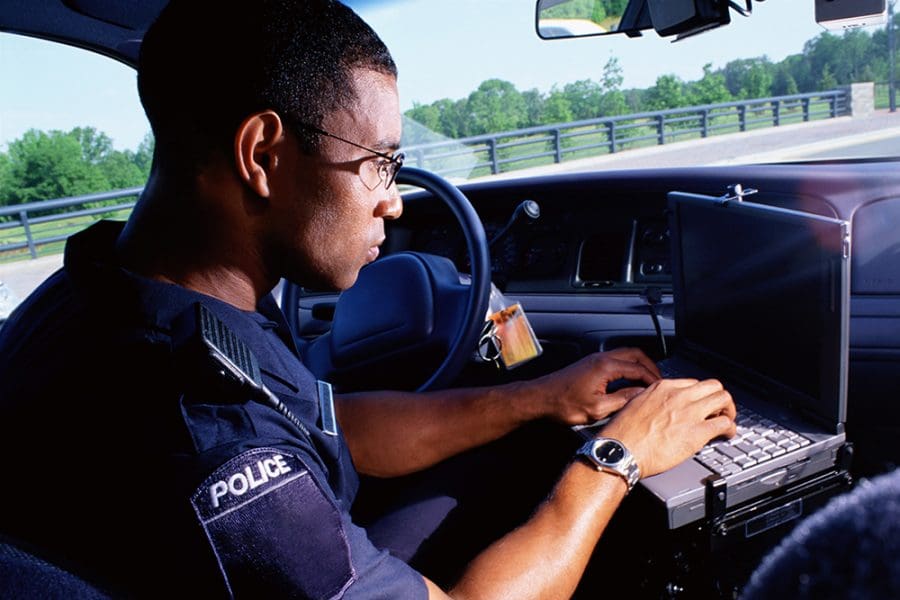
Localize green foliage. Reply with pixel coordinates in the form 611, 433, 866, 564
740, 60, 774, 99
542, 0, 602, 21
542, 0, 628, 26
466, 79, 528, 135
818, 64, 838, 91
772, 66, 799, 96
134, 133, 154, 178
563, 79, 605, 119
0, 127, 152, 210
645, 75, 686, 110
542, 88, 575, 124
687, 64, 732, 105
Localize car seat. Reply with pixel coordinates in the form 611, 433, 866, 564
741, 467, 900, 599
0, 534, 110, 599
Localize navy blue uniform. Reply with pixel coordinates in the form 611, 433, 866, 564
0, 221, 426, 598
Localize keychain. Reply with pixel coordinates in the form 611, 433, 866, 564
477, 284, 543, 370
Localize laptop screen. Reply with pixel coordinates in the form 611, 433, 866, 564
668, 192, 849, 429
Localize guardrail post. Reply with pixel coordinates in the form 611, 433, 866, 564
487, 138, 499, 174
739, 105, 747, 132
553, 129, 562, 163
830, 94, 837, 118
701, 110, 709, 138
802, 97, 811, 121
415, 148, 426, 168
656, 115, 666, 145
772, 100, 781, 126
19, 210, 37, 259
607, 122, 617, 153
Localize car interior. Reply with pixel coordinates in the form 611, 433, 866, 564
3, 0, 900, 597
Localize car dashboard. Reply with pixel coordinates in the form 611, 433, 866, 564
294, 160, 900, 481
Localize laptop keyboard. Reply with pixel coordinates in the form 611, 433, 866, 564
695, 406, 810, 477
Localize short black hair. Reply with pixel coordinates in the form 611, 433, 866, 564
138, 0, 397, 173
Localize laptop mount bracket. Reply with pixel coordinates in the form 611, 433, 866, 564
704, 474, 728, 524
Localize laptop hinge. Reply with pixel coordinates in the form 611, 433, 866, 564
704, 474, 728, 524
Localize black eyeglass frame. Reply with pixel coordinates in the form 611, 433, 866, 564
294, 122, 405, 190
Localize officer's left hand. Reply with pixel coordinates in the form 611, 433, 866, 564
531, 348, 661, 426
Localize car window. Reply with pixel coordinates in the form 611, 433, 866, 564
0, 33, 151, 316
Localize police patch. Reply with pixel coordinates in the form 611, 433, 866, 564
191, 448, 355, 599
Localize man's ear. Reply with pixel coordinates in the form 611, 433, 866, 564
234, 110, 285, 198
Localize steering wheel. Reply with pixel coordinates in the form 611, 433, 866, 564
283, 166, 491, 392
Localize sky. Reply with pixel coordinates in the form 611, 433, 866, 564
0, 1, 867, 152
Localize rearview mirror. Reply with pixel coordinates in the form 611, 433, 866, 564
536, 0, 633, 39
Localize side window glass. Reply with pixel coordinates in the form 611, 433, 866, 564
0, 33, 150, 315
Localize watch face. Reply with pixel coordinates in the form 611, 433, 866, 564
595, 440, 625, 464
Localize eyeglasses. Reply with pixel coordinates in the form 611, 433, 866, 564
295, 122, 405, 190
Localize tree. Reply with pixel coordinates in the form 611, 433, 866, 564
601, 56, 624, 92
740, 60, 774, 99
687, 64, 732, 105
99, 150, 145, 190
542, 88, 574, 124
0, 153, 10, 201
134, 132, 155, 178
404, 98, 471, 139
522, 89, 545, 127
2, 129, 109, 207
562, 79, 603, 119
772, 67, 799, 96
721, 59, 757, 97
0, 127, 152, 210
405, 102, 443, 136
818, 64, 838, 91
598, 57, 627, 116
466, 79, 527, 135
645, 74, 686, 110
71, 126, 114, 164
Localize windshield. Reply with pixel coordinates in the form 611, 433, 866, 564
351, 0, 900, 182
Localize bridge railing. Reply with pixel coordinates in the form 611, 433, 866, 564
0, 187, 142, 259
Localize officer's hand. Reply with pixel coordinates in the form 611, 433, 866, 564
535, 348, 661, 426
600, 378, 736, 477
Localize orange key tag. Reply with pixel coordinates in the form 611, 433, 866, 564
487, 302, 542, 369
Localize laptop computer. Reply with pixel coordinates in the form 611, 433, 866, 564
639, 190, 851, 529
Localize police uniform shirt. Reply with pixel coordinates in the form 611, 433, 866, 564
0, 220, 427, 599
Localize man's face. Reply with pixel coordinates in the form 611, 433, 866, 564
270, 67, 403, 290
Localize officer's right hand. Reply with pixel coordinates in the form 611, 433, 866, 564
600, 378, 736, 478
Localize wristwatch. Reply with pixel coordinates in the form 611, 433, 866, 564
577, 437, 641, 493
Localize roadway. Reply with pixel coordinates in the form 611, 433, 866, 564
3, 111, 900, 313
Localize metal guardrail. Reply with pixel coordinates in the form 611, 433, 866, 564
0, 187, 142, 258
403, 90, 848, 177
0, 90, 848, 261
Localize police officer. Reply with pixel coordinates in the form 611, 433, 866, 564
0, 0, 736, 597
